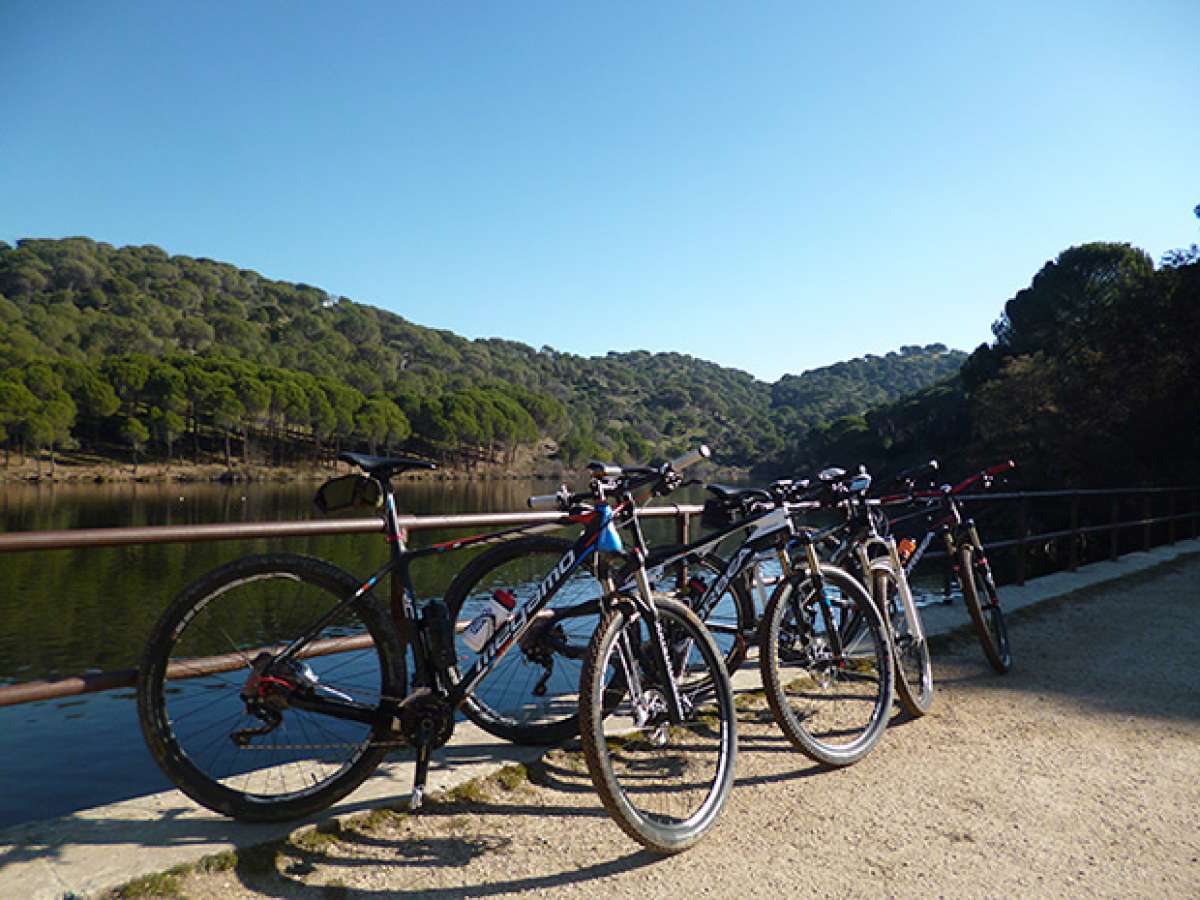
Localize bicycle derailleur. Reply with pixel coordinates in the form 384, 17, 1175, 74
231, 652, 354, 747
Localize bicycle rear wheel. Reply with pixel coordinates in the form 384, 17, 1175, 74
443, 536, 607, 746
959, 545, 1012, 673
874, 569, 933, 717
137, 554, 405, 822
646, 551, 755, 675
759, 564, 893, 767
579, 596, 737, 854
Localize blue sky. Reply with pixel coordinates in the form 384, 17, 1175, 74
2, 1, 1196, 381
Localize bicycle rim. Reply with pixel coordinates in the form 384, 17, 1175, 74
875, 570, 933, 717
960, 546, 1012, 673
580, 597, 736, 853
760, 565, 893, 767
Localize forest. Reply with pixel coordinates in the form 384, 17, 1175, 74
783, 229, 1200, 489
0, 237, 961, 475
2, 222, 1198, 490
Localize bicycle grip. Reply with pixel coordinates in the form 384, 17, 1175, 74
985, 459, 1017, 477
669, 445, 711, 472
527, 493, 563, 511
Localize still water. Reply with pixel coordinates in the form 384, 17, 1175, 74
0, 477, 705, 827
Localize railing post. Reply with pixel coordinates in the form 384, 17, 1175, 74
1069, 492, 1080, 571
1015, 494, 1028, 586
675, 510, 690, 588
1110, 496, 1120, 561
1143, 493, 1153, 552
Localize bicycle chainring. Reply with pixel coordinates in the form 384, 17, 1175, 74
398, 689, 455, 749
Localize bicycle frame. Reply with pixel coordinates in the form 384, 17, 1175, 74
273, 472, 694, 732
638, 499, 863, 664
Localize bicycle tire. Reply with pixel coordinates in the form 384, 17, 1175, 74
443, 535, 610, 746
959, 545, 1012, 673
646, 551, 756, 675
874, 569, 933, 717
579, 596, 737, 854
137, 553, 406, 822
759, 563, 894, 767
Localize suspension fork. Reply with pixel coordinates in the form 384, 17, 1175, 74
618, 503, 688, 724
963, 518, 1001, 605
795, 535, 848, 660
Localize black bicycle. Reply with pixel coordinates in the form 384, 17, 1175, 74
779, 465, 935, 719
454, 472, 895, 768
137, 448, 736, 853
879, 460, 1015, 673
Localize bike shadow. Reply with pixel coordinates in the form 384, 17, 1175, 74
225, 828, 660, 899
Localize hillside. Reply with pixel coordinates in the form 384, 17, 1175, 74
0, 237, 964, 473
786, 239, 1200, 490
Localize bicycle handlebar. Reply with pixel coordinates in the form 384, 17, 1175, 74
892, 459, 939, 485
669, 445, 711, 472
950, 459, 1016, 495
527, 490, 567, 511
529, 445, 712, 510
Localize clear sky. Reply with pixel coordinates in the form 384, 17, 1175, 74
2, 1, 1196, 382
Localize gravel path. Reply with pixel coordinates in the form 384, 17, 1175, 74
154, 557, 1200, 899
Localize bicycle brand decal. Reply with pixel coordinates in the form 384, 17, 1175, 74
468, 544, 590, 672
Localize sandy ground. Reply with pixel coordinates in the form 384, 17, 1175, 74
129, 558, 1200, 898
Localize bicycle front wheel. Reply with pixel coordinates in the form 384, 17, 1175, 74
137, 554, 406, 822
579, 596, 737, 854
959, 545, 1012, 673
874, 569, 933, 717
759, 564, 893, 767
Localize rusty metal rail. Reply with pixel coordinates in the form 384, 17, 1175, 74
1, 486, 1198, 709
0, 506, 699, 554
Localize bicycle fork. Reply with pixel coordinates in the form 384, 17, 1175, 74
794, 536, 851, 665
612, 566, 688, 732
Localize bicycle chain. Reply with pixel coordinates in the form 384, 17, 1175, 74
232, 690, 419, 752
236, 739, 410, 751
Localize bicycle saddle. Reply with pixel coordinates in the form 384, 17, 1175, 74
705, 484, 772, 503
337, 451, 437, 477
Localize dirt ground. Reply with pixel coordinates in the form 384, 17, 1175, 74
147, 558, 1200, 899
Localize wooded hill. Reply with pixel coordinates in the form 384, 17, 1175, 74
0, 237, 964, 473
782, 235, 1200, 490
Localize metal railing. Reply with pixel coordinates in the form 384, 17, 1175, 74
944, 486, 1200, 584
0, 504, 701, 708
1, 485, 1198, 709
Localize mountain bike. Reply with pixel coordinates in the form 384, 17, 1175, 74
456, 473, 895, 767
879, 460, 1015, 673
137, 449, 737, 853
800, 466, 933, 718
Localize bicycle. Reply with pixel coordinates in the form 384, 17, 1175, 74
879, 460, 1015, 673
801, 466, 933, 718
458, 471, 895, 767
137, 448, 737, 853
